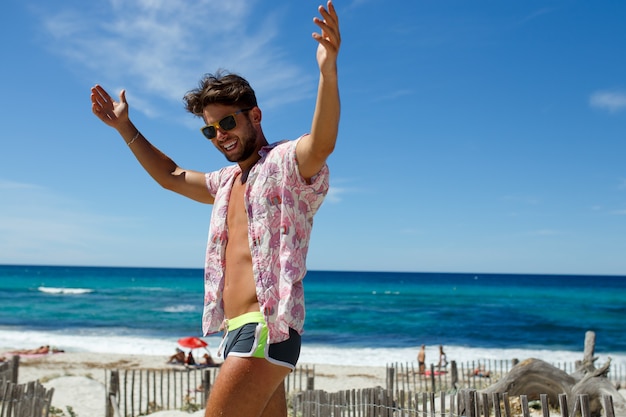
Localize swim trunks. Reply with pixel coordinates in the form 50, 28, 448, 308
220, 311, 301, 370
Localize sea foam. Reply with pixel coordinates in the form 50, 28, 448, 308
37, 287, 94, 295
1, 328, 625, 368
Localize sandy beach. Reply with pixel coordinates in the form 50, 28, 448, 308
6, 351, 388, 417
6, 350, 626, 417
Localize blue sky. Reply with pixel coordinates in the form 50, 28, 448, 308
1, 1, 625, 275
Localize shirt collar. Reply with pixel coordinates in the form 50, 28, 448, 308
258, 140, 287, 158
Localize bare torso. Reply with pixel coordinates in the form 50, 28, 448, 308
223, 173, 259, 319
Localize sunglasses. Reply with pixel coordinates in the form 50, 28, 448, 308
200, 108, 254, 140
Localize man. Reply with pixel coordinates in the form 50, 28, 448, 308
90, 2, 340, 416
418, 344, 426, 374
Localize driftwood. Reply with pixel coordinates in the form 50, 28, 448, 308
571, 361, 626, 417
480, 331, 626, 417
481, 358, 576, 406
572, 331, 601, 379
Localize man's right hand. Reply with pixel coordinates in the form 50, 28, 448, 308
91, 84, 130, 130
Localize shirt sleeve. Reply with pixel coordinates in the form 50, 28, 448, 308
205, 169, 223, 196
286, 137, 330, 214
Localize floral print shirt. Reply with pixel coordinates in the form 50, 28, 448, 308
202, 138, 329, 343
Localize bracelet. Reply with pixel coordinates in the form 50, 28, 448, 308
127, 131, 140, 146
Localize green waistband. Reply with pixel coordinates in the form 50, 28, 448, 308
227, 311, 265, 331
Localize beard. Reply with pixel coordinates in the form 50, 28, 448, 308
222, 118, 258, 163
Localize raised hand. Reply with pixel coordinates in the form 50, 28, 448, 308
90, 84, 130, 129
313, 1, 341, 75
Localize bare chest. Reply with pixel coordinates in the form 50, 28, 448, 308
227, 176, 248, 229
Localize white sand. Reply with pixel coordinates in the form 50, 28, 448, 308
10, 352, 625, 417
8, 352, 387, 417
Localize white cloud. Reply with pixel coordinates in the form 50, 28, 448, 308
37, 0, 315, 120
326, 185, 346, 203
324, 178, 361, 204
589, 90, 626, 113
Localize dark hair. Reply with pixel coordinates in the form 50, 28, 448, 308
183, 70, 258, 117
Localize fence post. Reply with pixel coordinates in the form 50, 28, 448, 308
200, 369, 211, 404
492, 392, 502, 417
10, 355, 19, 384
106, 370, 120, 417
580, 394, 591, 417
450, 361, 458, 390
131, 369, 136, 417
44, 385, 55, 417
559, 393, 569, 417
540, 394, 549, 417
386, 366, 395, 392
502, 392, 511, 417
482, 392, 490, 417
571, 395, 581, 417
520, 395, 530, 417
449, 392, 456, 417
602, 394, 615, 417
467, 389, 477, 417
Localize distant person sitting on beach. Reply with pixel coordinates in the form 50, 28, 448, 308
437, 345, 448, 369
417, 344, 426, 374
202, 352, 218, 367
473, 366, 490, 378
186, 351, 196, 366
167, 348, 185, 364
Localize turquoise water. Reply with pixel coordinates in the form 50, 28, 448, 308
303, 271, 626, 350
1, 265, 625, 366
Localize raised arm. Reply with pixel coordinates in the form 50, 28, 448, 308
296, 1, 341, 180
90, 85, 214, 204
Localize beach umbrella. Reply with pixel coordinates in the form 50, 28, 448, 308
177, 336, 208, 349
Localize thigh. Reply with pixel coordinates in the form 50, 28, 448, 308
260, 379, 288, 417
204, 355, 291, 417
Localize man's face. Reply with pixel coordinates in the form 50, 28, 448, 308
202, 104, 259, 163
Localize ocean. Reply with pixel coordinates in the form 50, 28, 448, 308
1, 265, 625, 368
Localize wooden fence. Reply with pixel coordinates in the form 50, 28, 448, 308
286, 364, 316, 392
0, 357, 19, 385
105, 367, 219, 417
387, 360, 508, 393
105, 360, 625, 416
1, 356, 54, 417
105, 365, 315, 417
0, 380, 54, 417
387, 360, 626, 394
289, 388, 619, 417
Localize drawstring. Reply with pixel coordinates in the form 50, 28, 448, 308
216, 319, 229, 358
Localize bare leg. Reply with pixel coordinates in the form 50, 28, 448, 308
260, 381, 288, 417
204, 355, 291, 417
